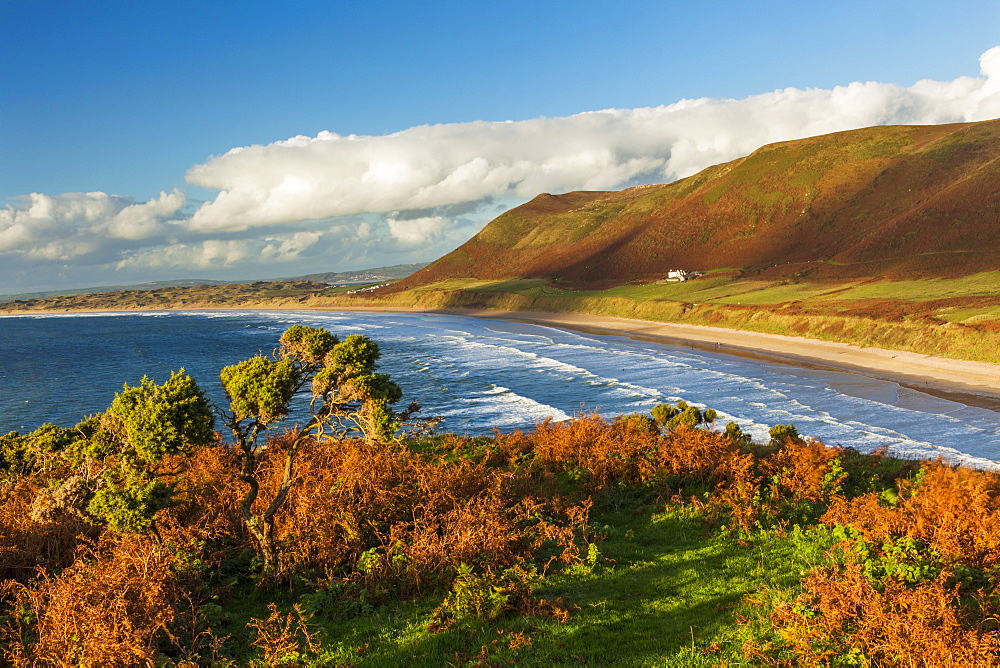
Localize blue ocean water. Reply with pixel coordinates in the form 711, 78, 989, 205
1, 310, 999, 469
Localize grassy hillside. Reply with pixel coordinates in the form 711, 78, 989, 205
401, 120, 1000, 288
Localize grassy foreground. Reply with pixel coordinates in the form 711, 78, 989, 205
212, 499, 819, 666
4, 408, 1000, 665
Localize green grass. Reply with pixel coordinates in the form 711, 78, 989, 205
938, 305, 1000, 325
687, 280, 862, 305
218, 505, 835, 666
589, 272, 1000, 307
408, 278, 548, 293
527, 277, 759, 303
813, 271, 1000, 301
409, 271, 1000, 309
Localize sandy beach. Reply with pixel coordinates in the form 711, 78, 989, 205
392, 308, 1000, 407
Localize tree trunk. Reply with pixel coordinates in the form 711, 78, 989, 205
240, 428, 309, 579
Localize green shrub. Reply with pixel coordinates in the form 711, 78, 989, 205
651, 401, 717, 430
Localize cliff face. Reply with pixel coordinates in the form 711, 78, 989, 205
402, 119, 1000, 288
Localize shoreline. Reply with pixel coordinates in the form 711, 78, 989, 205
244, 304, 1000, 409
427, 308, 1000, 409
5, 304, 1000, 410
372, 307, 1000, 410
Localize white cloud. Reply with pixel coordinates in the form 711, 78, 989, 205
0, 190, 185, 260
104, 190, 186, 241
4, 46, 1000, 289
386, 215, 454, 248
260, 231, 323, 261
115, 230, 325, 270
184, 47, 1000, 234
115, 240, 252, 270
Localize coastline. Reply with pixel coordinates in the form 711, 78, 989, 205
5, 303, 1000, 410
404, 307, 1000, 410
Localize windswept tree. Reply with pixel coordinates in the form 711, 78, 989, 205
219, 325, 416, 575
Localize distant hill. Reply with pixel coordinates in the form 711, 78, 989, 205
286, 263, 428, 285
399, 120, 1000, 290
0, 263, 428, 301
0, 279, 237, 302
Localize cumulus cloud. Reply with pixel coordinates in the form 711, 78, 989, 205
114, 231, 326, 270
111, 225, 375, 274
185, 47, 1000, 234
4, 46, 1000, 289
0, 190, 186, 260
104, 190, 186, 241
386, 215, 456, 248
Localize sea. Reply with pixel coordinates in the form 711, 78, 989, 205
1, 310, 999, 469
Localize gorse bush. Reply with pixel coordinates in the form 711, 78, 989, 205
651, 400, 717, 429
106, 369, 215, 462
219, 325, 420, 576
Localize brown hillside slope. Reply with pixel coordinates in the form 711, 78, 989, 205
401, 120, 1000, 289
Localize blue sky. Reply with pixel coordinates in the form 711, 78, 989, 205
2, 0, 1000, 293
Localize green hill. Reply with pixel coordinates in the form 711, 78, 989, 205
402, 120, 1000, 288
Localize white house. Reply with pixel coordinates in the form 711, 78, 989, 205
665, 269, 690, 282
